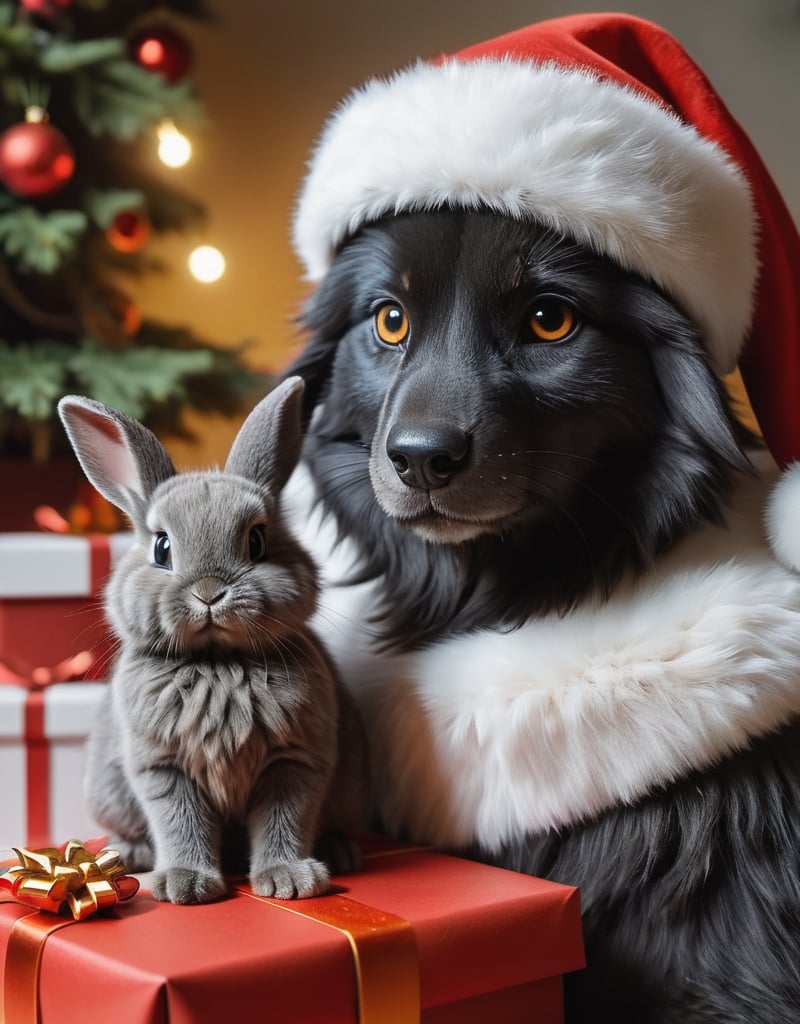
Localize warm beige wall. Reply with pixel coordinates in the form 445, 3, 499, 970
136, 0, 799, 467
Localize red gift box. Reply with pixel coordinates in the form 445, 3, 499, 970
1, 839, 585, 1023
0, 532, 133, 681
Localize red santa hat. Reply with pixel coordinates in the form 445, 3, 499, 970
293, 12, 800, 471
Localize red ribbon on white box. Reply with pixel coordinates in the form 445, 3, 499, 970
0, 653, 94, 849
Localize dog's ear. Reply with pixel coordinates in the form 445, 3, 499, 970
284, 254, 360, 424
630, 283, 755, 549
652, 343, 753, 472
643, 289, 753, 473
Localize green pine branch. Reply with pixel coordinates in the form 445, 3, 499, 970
0, 339, 69, 420
72, 59, 203, 140
69, 336, 215, 416
84, 188, 146, 228
38, 38, 126, 74
0, 333, 270, 460
0, 207, 88, 273
0, 0, 260, 464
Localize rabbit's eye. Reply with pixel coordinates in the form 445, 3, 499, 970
153, 532, 172, 569
248, 524, 268, 562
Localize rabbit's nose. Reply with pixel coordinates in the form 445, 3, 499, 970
191, 576, 228, 606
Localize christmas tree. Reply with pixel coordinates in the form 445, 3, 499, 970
0, 0, 264, 485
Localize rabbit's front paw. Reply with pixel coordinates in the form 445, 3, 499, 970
151, 867, 227, 904
251, 858, 330, 899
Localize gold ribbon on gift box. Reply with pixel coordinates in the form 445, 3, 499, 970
1, 841, 139, 921
1, 840, 140, 1024
2, 841, 421, 1024
236, 883, 420, 1024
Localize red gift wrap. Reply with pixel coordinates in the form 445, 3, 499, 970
1, 839, 585, 1023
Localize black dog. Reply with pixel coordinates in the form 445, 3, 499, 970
291, 209, 752, 645
285, 209, 800, 1023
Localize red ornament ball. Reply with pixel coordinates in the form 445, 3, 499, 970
129, 25, 193, 82
106, 209, 151, 253
0, 116, 75, 198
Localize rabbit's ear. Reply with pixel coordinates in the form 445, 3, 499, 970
225, 376, 305, 493
58, 396, 175, 523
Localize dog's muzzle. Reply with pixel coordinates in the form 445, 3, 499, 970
386, 422, 470, 490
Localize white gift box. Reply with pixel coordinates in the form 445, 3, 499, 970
0, 531, 133, 598
0, 532, 131, 599
0, 681, 106, 854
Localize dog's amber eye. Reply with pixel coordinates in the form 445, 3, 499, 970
528, 299, 577, 342
374, 303, 409, 345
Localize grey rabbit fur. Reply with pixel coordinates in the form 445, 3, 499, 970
57, 377, 369, 904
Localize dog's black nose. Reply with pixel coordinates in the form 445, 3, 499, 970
386, 423, 469, 489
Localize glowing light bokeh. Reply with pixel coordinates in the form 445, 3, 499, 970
156, 120, 191, 168
189, 245, 225, 283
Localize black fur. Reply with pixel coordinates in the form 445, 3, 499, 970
285, 209, 800, 1023
487, 719, 800, 1023
289, 210, 753, 651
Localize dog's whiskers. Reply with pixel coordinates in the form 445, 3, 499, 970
522, 479, 599, 585
516, 462, 643, 546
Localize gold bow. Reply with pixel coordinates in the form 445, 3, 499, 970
0, 840, 139, 921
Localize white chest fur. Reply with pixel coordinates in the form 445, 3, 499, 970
285, 451, 800, 851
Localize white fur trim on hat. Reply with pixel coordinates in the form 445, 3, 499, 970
765, 463, 800, 573
294, 58, 757, 375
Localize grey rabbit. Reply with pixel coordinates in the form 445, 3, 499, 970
57, 377, 369, 904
